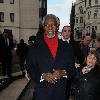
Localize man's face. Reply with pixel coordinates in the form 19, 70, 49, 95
83, 36, 91, 46
62, 26, 71, 39
95, 40, 100, 48
3, 32, 8, 38
44, 16, 57, 39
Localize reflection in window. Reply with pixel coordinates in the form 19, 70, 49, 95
0, 12, 4, 22
10, 13, 14, 22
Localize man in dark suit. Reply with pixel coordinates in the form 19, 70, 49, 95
79, 34, 91, 62
61, 25, 83, 67
0, 31, 14, 77
16, 39, 28, 76
27, 14, 76, 100
60, 26, 84, 99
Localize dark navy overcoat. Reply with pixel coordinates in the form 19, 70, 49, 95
27, 34, 76, 100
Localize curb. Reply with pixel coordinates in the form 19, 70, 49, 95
0, 75, 23, 92
17, 80, 31, 100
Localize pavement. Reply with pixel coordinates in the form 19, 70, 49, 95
0, 72, 29, 100
17, 80, 35, 100
0, 71, 74, 100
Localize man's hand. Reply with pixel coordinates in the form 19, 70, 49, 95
42, 72, 57, 84
53, 69, 66, 79
75, 63, 80, 68
42, 70, 66, 84
53, 70, 61, 80
25, 70, 31, 81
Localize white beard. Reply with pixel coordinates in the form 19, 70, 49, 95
46, 32, 56, 39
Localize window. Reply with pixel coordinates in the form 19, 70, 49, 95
0, 0, 3, 3
89, 0, 91, 6
80, 17, 83, 23
85, 0, 87, 7
94, 13, 97, 19
79, 6, 83, 14
95, 10, 98, 12
0, 12, 4, 22
88, 26, 90, 34
10, 13, 14, 22
76, 17, 78, 23
88, 12, 90, 19
10, 0, 14, 4
43, 0, 46, 8
95, 26, 97, 30
95, 0, 98, 4
92, 26, 94, 31
39, 0, 42, 8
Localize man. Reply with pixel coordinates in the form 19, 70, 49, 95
80, 34, 91, 61
94, 37, 100, 57
0, 31, 14, 77
61, 25, 83, 67
16, 39, 28, 76
27, 14, 76, 100
61, 26, 84, 98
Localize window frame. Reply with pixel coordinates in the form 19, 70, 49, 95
0, 12, 4, 22
0, 0, 4, 3
10, 0, 14, 4
10, 13, 14, 22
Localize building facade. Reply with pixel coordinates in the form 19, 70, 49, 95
0, 0, 47, 43
74, 0, 100, 40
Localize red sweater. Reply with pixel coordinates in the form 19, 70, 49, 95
44, 33, 58, 59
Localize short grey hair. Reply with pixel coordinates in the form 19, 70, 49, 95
42, 14, 60, 27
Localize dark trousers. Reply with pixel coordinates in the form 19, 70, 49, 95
1, 55, 12, 77
19, 56, 26, 72
1, 58, 12, 77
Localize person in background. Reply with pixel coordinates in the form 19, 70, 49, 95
28, 36, 36, 47
16, 39, 28, 76
27, 14, 76, 100
60, 25, 83, 99
61, 25, 83, 67
74, 50, 100, 100
0, 31, 14, 77
94, 37, 100, 57
79, 34, 91, 62
25, 36, 36, 80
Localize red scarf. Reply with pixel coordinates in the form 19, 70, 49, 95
44, 33, 58, 59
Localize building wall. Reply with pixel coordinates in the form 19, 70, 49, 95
19, 0, 39, 43
74, 0, 100, 40
85, 0, 100, 36
74, 0, 85, 40
0, 0, 20, 42
0, 0, 39, 43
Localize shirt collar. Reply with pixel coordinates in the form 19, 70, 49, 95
61, 36, 70, 43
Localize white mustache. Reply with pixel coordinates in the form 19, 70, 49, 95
46, 32, 56, 38
48, 32, 55, 34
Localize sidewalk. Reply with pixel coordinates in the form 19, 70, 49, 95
0, 71, 29, 100
0, 78, 29, 100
